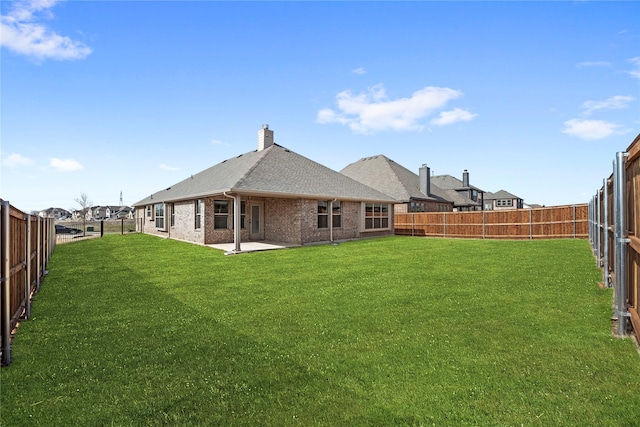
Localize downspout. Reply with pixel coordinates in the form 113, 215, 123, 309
224, 192, 242, 253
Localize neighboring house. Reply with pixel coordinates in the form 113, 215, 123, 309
340, 155, 453, 213
93, 206, 110, 220
93, 205, 135, 220
133, 125, 396, 251
430, 170, 484, 211
72, 209, 93, 221
483, 190, 524, 210
113, 206, 135, 219
39, 207, 71, 220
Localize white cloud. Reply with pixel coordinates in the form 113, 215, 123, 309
352, 67, 366, 75
3, 153, 34, 167
0, 0, 91, 61
430, 108, 478, 126
159, 163, 180, 171
628, 57, 640, 79
210, 139, 223, 145
576, 61, 611, 68
561, 119, 622, 140
581, 95, 634, 115
50, 157, 83, 172
317, 84, 473, 134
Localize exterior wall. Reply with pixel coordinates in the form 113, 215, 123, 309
137, 196, 394, 246
264, 198, 303, 244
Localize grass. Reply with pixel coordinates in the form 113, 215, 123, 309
1, 234, 638, 426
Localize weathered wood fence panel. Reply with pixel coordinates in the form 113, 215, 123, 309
395, 204, 588, 239
1, 201, 55, 366
589, 133, 640, 341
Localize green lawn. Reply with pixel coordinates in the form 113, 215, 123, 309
1, 234, 638, 426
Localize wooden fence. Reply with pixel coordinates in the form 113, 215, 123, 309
395, 204, 588, 239
589, 133, 640, 341
0, 201, 55, 366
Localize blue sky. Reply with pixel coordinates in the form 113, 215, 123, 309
1, 0, 639, 213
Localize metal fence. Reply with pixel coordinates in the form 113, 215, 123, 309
0, 201, 55, 366
55, 219, 138, 244
395, 204, 588, 239
588, 133, 640, 339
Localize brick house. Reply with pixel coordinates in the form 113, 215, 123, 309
340, 155, 453, 213
133, 125, 395, 252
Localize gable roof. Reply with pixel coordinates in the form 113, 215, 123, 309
484, 190, 521, 200
134, 144, 394, 207
340, 155, 447, 203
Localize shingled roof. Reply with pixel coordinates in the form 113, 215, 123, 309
134, 144, 394, 207
340, 155, 446, 202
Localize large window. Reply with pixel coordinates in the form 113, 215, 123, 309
155, 203, 165, 229
214, 200, 229, 229
195, 199, 202, 229
365, 203, 390, 230
318, 201, 341, 228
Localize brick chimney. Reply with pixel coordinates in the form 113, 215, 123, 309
462, 169, 469, 187
419, 164, 431, 196
258, 124, 274, 151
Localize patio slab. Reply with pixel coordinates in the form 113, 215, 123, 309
208, 241, 300, 255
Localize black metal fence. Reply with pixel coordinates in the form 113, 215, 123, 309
55, 219, 137, 244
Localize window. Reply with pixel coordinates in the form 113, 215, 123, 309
155, 203, 165, 229
365, 203, 390, 230
318, 201, 342, 229
318, 201, 328, 228
170, 203, 175, 227
146, 205, 152, 218
214, 200, 229, 229
410, 202, 426, 212
496, 199, 513, 207
241, 201, 246, 229
471, 189, 478, 202
332, 201, 341, 228
195, 199, 202, 229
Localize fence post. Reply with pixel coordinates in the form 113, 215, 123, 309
25, 214, 31, 319
613, 151, 630, 336
443, 212, 446, 238
1, 201, 11, 366
411, 213, 414, 237
603, 178, 611, 287
482, 210, 486, 239
529, 208, 533, 240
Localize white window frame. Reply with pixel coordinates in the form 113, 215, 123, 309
195, 199, 202, 230
155, 203, 165, 230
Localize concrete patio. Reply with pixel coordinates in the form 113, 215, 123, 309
208, 241, 300, 255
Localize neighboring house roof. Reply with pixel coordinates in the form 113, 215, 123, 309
430, 174, 484, 192
340, 155, 449, 204
134, 144, 395, 207
484, 190, 521, 200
